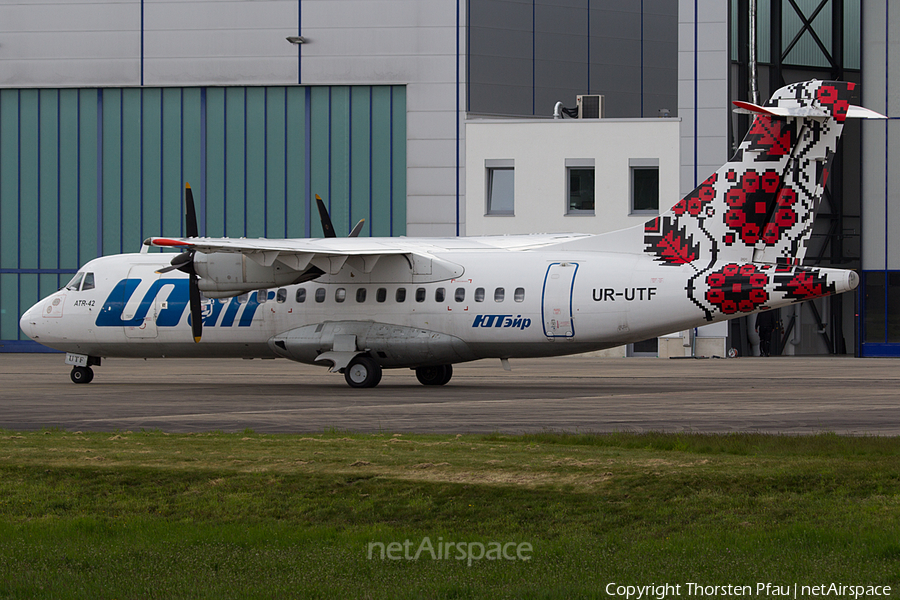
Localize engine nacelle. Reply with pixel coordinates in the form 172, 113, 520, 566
193, 252, 313, 297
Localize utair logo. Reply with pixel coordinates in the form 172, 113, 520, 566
95, 278, 272, 328
472, 315, 532, 330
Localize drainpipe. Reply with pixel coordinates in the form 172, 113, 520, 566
749, 0, 759, 104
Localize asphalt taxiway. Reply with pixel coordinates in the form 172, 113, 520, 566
0, 354, 897, 434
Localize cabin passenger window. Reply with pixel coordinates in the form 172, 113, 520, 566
474, 288, 485, 302
335, 288, 346, 303
296, 288, 306, 303
435, 287, 446, 302
356, 288, 367, 303
376, 288, 387, 303
494, 287, 505, 302
257, 289, 267, 303
237, 293, 249, 304
415, 288, 426, 302
65, 273, 84, 291
455, 288, 465, 302
81, 273, 95, 291
276, 289, 287, 303
396, 288, 407, 303
315, 288, 326, 303
515, 287, 525, 302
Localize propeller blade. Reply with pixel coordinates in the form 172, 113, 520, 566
185, 183, 199, 238
349, 219, 365, 238
155, 251, 193, 274
315, 194, 336, 238
188, 272, 202, 343
156, 252, 194, 274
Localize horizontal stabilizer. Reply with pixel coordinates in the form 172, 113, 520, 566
733, 100, 886, 120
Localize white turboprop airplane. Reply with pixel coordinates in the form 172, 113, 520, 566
19, 80, 884, 388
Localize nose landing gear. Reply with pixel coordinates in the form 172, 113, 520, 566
66, 354, 100, 384
70, 366, 94, 384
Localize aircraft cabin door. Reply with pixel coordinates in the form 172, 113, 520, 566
123, 265, 159, 339
542, 262, 578, 338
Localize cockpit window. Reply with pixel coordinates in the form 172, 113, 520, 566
65, 273, 84, 291
81, 273, 95, 291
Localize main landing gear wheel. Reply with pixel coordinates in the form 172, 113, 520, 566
415, 364, 453, 386
344, 356, 383, 388
70, 366, 94, 384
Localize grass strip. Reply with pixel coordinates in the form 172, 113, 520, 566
0, 430, 897, 599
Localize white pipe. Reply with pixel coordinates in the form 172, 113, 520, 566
749, 0, 759, 104
553, 102, 563, 119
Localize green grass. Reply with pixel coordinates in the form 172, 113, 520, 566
0, 430, 898, 599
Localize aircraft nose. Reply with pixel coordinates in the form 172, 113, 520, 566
19, 301, 42, 341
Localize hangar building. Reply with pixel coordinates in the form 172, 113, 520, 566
0, 0, 895, 357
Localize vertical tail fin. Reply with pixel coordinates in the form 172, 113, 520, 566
644, 80, 877, 269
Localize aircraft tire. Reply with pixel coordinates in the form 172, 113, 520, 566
70, 366, 94, 384
344, 356, 382, 388
416, 364, 452, 386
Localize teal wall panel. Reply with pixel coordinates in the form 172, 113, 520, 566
329, 86, 351, 237
245, 87, 267, 239
121, 88, 143, 252
224, 87, 246, 238
370, 86, 393, 238
391, 87, 407, 236
101, 89, 122, 256
161, 88, 185, 237
58, 90, 80, 271
204, 88, 226, 238
18, 91, 39, 271
285, 87, 307, 238
1, 90, 20, 270
0, 84, 407, 347
265, 88, 287, 238
39, 89, 59, 271
77, 89, 98, 267
308, 87, 331, 238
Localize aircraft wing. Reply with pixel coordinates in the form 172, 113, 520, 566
144, 236, 465, 293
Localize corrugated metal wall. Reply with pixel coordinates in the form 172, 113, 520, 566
0, 84, 406, 349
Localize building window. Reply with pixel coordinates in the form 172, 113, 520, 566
630, 158, 659, 214
566, 159, 595, 214
486, 159, 515, 215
